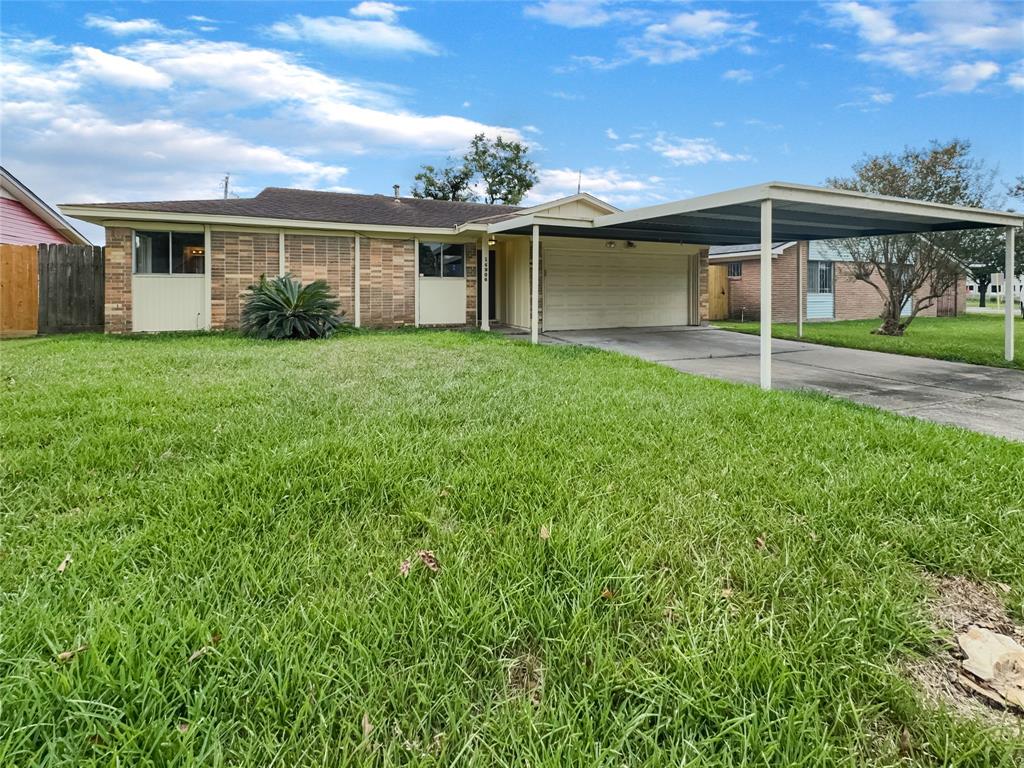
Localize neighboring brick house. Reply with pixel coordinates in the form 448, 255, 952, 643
709, 240, 966, 322
61, 187, 709, 334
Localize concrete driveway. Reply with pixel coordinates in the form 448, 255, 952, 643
543, 326, 1024, 441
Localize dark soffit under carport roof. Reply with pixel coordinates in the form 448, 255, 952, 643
489, 182, 1024, 246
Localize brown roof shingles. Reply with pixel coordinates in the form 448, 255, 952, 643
66, 187, 523, 229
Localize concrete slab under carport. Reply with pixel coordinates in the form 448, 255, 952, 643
543, 327, 1024, 442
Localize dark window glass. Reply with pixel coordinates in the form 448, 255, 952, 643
727, 262, 742, 277
135, 231, 170, 273
808, 261, 834, 294
172, 232, 206, 274
419, 242, 442, 277
442, 244, 465, 277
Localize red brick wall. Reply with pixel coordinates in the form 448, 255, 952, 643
833, 264, 939, 319
725, 243, 804, 322
284, 234, 355, 320
359, 237, 415, 327
210, 231, 279, 330
721, 243, 960, 322
104, 227, 133, 333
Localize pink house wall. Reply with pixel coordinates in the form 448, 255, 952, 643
0, 198, 72, 245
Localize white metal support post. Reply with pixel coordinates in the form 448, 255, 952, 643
760, 199, 773, 390
1006, 226, 1016, 362
796, 241, 804, 338
531, 224, 540, 344
480, 235, 490, 331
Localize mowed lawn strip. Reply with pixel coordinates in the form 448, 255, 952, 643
1, 331, 1022, 766
716, 314, 1024, 371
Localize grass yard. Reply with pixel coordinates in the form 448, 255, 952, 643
715, 314, 1023, 371
2, 331, 1023, 766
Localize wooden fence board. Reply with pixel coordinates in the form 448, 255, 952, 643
37, 244, 105, 334
708, 264, 729, 321
1, 244, 40, 337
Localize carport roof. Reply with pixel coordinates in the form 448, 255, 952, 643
487, 181, 1024, 246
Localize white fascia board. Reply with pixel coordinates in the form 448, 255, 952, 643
58, 206, 464, 238
513, 192, 620, 217
766, 182, 1024, 228
594, 181, 1024, 231
4, 170, 91, 244
486, 214, 597, 234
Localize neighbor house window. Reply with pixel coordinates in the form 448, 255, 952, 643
134, 231, 205, 274
418, 242, 465, 278
808, 260, 833, 294
727, 262, 742, 278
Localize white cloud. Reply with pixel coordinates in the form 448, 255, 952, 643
605, 128, 619, 140
187, 16, 216, 23
722, 68, 753, 83
84, 15, 168, 36
870, 91, 893, 104
656, 10, 757, 39
941, 60, 1000, 92
650, 135, 750, 165
350, 2, 408, 24
523, 1, 641, 29
1008, 61, 1024, 91
268, 9, 438, 56
524, 166, 667, 207
613, 143, 638, 151
827, 1, 1024, 93
70, 46, 172, 89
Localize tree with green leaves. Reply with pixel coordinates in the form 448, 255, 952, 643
411, 134, 538, 205
826, 139, 995, 336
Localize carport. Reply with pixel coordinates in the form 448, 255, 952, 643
486, 182, 1021, 389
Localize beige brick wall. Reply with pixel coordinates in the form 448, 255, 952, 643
284, 234, 355, 320
359, 237, 415, 327
465, 244, 478, 326
104, 227, 133, 333
210, 231, 279, 330
833, 264, 939, 319
697, 248, 709, 323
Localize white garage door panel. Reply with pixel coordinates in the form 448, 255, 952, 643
543, 248, 688, 330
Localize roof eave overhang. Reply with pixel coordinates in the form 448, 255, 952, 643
59, 206, 473, 238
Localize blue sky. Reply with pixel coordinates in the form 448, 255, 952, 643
3, 1, 1022, 242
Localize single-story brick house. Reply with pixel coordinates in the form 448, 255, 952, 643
708, 240, 966, 322
60, 180, 1018, 390
60, 187, 710, 334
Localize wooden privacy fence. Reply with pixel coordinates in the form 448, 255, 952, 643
708, 264, 729, 321
0, 244, 39, 337
0, 243, 105, 337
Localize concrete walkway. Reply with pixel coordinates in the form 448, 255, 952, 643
543, 326, 1024, 442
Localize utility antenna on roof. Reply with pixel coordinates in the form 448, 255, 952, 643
223, 173, 230, 200
577, 170, 581, 195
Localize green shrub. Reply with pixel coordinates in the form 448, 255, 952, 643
240, 274, 345, 339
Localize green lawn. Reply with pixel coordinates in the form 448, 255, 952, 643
2, 332, 1023, 766
716, 314, 1024, 371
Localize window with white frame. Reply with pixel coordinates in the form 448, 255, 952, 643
134, 231, 205, 274
418, 242, 465, 278
727, 262, 742, 278
807, 260, 833, 294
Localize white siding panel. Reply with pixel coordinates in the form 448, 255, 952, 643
807, 293, 834, 320
418, 277, 466, 325
132, 276, 205, 332
543, 245, 688, 330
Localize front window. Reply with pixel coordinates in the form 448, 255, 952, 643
808, 260, 833, 294
418, 242, 465, 278
135, 231, 205, 274
727, 262, 742, 278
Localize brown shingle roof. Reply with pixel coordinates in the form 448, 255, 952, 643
66, 187, 523, 229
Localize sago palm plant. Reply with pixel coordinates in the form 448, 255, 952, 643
240, 274, 345, 339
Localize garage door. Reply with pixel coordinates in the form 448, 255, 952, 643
543, 245, 688, 330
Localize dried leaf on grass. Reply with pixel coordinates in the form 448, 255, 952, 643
362, 712, 374, 738
57, 644, 88, 662
177, 722, 190, 734
957, 625, 1024, 711
417, 550, 440, 573
754, 535, 766, 551
399, 558, 411, 577
188, 635, 221, 664
539, 524, 550, 541
600, 587, 615, 600
57, 553, 72, 574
